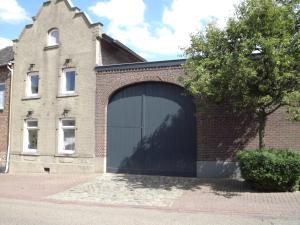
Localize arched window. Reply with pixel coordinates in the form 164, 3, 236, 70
48, 28, 59, 46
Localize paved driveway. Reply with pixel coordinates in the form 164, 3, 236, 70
0, 173, 300, 219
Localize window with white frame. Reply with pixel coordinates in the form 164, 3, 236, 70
61, 68, 76, 94
48, 28, 59, 46
26, 73, 39, 97
0, 83, 5, 110
24, 120, 38, 153
59, 119, 76, 154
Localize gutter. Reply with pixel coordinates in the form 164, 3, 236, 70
5, 62, 13, 173
95, 59, 186, 72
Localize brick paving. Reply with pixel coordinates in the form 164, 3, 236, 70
0, 173, 300, 218
0, 173, 96, 200
48, 174, 300, 218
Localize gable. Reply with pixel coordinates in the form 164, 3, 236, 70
15, 0, 102, 44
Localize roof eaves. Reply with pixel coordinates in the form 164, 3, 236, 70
95, 59, 186, 72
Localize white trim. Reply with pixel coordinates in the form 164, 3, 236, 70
26, 72, 39, 97
48, 28, 59, 46
61, 68, 76, 95
58, 118, 76, 154
23, 119, 38, 153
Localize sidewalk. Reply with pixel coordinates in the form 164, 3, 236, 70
0, 173, 299, 219
0, 173, 96, 201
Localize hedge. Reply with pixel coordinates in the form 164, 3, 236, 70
236, 149, 300, 192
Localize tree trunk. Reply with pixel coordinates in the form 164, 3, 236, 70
258, 114, 266, 150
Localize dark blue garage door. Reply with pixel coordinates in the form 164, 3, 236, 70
107, 82, 196, 177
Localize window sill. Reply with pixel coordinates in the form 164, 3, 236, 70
44, 45, 59, 50
56, 93, 78, 98
55, 153, 77, 158
21, 152, 39, 156
22, 96, 41, 101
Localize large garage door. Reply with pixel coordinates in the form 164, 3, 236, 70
107, 82, 196, 177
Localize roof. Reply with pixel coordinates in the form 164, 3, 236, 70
95, 59, 186, 72
0, 46, 13, 67
102, 34, 146, 62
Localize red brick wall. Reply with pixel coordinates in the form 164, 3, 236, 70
101, 40, 144, 65
196, 105, 300, 161
247, 107, 300, 151
0, 66, 10, 166
95, 66, 300, 163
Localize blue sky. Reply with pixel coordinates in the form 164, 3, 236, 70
0, 0, 239, 61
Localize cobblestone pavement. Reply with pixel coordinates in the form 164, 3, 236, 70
49, 174, 186, 207
48, 173, 300, 218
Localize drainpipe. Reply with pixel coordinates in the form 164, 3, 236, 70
5, 62, 13, 173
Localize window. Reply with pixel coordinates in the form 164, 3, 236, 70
27, 73, 39, 97
0, 84, 5, 110
24, 120, 38, 153
61, 68, 76, 94
59, 119, 76, 154
48, 28, 59, 46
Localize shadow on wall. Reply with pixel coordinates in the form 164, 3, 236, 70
197, 103, 259, 160
117, 109, 197, 177
116, 102, 259, 178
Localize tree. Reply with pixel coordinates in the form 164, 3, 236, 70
184, 0, 300, 149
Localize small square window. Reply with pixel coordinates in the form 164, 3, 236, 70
61, 68, 76, 94
24, 120, 38, 153
59, 119, 76, 154
0, 84, 5, 110
27, 73, 39, 97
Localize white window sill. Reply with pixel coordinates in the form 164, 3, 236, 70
56, 93, 78, 98
44, 45, 59, 50
55, 153, 77, 158
22, 151, 38, 156
56, 151, 75, 156
22, 96, 41, 101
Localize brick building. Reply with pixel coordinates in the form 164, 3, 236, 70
0, 47, 13, 171
0, 0, 299, 177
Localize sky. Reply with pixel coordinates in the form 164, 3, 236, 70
0, 0, 240, 61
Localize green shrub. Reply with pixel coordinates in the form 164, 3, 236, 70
237, 149, 300, 192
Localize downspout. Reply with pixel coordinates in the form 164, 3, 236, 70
5, 62, 13, 173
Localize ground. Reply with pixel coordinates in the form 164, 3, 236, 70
0, 173, 299, 225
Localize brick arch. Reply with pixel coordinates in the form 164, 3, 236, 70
95, 67, 185, 172
107, 80, 183, 105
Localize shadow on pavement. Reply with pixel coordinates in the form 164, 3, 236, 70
110, 174, 254, 198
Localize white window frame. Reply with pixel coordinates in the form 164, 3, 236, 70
26, 72, 39, 97
0, 83, 5, 110
48, 28, 59, 46
23, 119, 38, 153
61, 68, 76, 95
58, 118, 76, 154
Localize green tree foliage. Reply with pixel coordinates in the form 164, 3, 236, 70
184, 0, 300, 149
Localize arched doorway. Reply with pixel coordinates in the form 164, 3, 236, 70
107, 82, 196, 177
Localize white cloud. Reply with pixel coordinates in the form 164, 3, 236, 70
0, 37, 12, 49
90, 0, 240, 60
89, 0, 145, 27
0, 0, 29, 23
